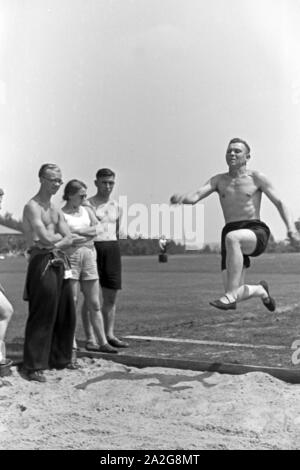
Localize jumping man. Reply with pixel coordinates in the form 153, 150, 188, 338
170, 138, 299, 311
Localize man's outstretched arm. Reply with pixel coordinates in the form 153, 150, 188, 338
256, 172, 300, 244
170, 175, 219, 205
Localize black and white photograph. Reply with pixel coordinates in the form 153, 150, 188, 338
0, 0, 300, 452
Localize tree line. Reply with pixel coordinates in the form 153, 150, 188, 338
0, 212, 186, 255
0, 212, 299, 255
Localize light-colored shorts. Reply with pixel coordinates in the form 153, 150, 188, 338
67, 245, 99, 281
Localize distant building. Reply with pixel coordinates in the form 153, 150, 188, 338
0, 225, 22, 236
0, 224, 24, 253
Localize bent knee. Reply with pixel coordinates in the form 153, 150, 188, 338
225, 231, 257, 255
89, 301, 101, 313
103, 290, 117, 305
103, 298, 116, 309
8, 304, 13, 318
0, 303, 13, 321
225, 232, 240, 247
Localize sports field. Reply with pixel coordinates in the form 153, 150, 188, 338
3, 253, 300, 369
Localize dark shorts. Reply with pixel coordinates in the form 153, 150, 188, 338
221, 219, 270, 271
94, 241, 122, 290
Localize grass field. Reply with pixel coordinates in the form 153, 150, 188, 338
2, 253, 300, 368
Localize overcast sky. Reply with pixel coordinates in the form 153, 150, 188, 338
1, 0, 300, 243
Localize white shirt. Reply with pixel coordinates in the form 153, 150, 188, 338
63, 206, 94, 249
63, 206, 91, 231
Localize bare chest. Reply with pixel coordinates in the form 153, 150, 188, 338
40, 206, 59, 227
218, 176, 259, 201
95, 202, 118, 223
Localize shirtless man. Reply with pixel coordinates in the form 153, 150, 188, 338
170, 138, 299, 311
82, 168, 129, 349
22, 164, 76, 382
0, 189, 14, 365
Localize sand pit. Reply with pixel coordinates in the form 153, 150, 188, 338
0, 357, 300, 450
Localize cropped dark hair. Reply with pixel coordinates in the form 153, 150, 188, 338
63, 179, 87, 201
38, 164, 60, 178
228, 138, 250, 154
96, 168, 115, 179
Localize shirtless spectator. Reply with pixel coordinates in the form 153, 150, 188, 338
82, 169, 129, 349
22, 164, 76, 382
170, 138, 300, 311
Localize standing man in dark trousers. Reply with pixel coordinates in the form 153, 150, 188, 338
22, 164, 76, 382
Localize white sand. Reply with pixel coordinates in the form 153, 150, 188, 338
0, 357, 300, 450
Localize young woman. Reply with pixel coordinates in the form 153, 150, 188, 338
62, 180, 117, 354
